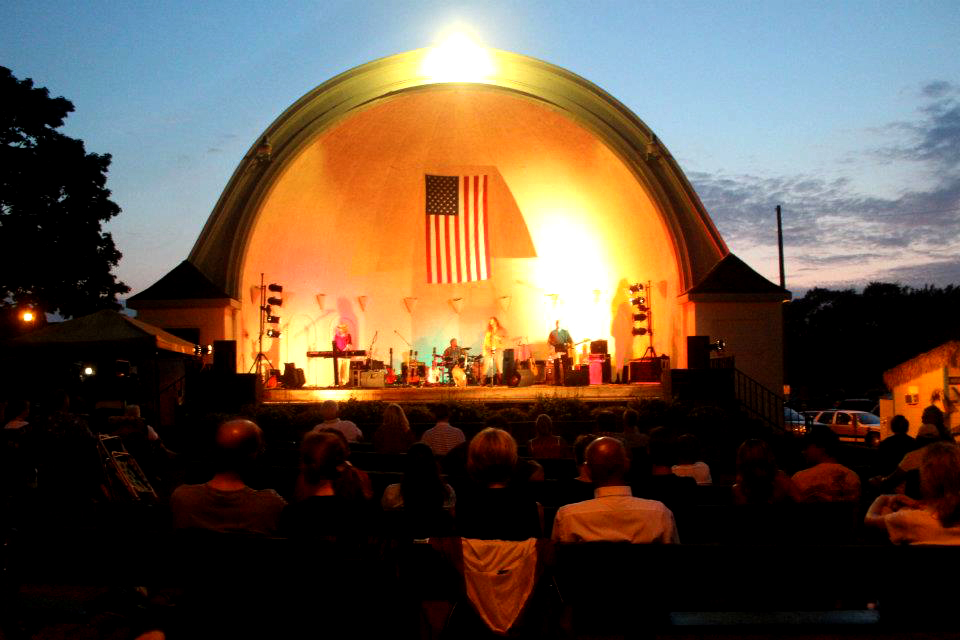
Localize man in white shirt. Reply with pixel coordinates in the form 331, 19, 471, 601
310, 400, 363, 443
552, 437, 679, 544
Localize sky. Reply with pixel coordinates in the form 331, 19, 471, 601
3, 0, 959, 298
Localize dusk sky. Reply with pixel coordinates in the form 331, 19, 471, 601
3, 1, 959, 298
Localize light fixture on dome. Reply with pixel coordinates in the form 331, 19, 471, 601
420, 29, 495, 82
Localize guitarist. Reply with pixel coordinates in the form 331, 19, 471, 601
548, 320, 574, 385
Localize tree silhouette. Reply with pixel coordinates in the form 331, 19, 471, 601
785, 282, 960, 407
0, 66, 128, 319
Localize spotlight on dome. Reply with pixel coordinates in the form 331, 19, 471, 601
420, 29, 495, 82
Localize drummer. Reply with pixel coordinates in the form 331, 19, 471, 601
442, 338, 464, 368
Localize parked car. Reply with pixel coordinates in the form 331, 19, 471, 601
784, 406, 808, 436
808, 410, 882, 446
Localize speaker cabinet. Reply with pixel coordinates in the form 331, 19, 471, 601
502, 348, 516, 380
687, 335, 710, 370
508, 369, 536, 387
213, 340, 237, 374
359, 370, 385, 388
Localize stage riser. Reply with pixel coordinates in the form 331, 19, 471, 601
264, 382, 664, 405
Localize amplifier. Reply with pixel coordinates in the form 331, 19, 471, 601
630, 357, 663, 383
359, 370, 385, 388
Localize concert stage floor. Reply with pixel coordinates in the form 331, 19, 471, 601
264, 382, 666, 405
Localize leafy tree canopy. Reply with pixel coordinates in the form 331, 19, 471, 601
0, 66, 128, 319
784, 282, 960, 407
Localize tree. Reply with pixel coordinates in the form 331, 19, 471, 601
0, 66, 128, 319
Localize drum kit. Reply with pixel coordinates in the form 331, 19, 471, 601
424, 347, 484, 387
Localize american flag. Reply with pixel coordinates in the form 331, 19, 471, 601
425, 174, 490, 284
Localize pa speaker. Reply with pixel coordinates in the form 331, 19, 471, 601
687, 336, 710, 370
502, 348, 516, 380
213, 340, 237, 374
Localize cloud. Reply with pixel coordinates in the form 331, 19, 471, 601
690, 82, 960, 291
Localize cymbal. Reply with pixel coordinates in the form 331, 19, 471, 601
460, 346, 471, 350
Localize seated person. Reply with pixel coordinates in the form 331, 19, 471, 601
671, 433, 712, 485
866, 442, 960, 544
732, 438, 795, 505
552, 437, 679, 543
170, 419, 286, 536
381, 442, 456, 538
876, 415, 916, 476
456, 428, 542, 540
791, 425, 860, 503
281, 431, 372, 539
528, 414, 569, 459
373, 403, 415, 454
557, 433, 599, 506
310, 400, 363, 442
632, 427, 697, 512
420, 404, 466, 456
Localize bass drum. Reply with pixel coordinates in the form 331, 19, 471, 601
426, 366, 442, 385
452, 365, 467, 388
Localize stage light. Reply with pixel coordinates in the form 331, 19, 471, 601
632, 328, 648, 336
633, 313, 647, 322
268, 283, 283, 293
267, 296, 282, 306
629, 283, 644, 294
267, 329, 281, 338
82, 365, 96, 376
709, 339, 725, 352
420, 29, 495, 82
266, 315, 280, 324
630, 296, 646, 307
20, 310, 35, 323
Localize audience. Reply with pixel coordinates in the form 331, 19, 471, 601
306, 427, 373, 502
558, 433, 599, 506
877, 414, 916, 476
732, 439, 794, 505
310, 400, 363, 442
528, 414, 568, 458
633, 427, 697, 511
381, 442, 456, 537
791, 425, 861, 503
456, 427, 542, 540
872, 423, 943, 497
671, 433, 712, 485
170, 418, 286, 536
373, 403, 415, 454
281, 431, 371, 538
420, 404, 466, 456
866, 441, 960, 544
621, 408, 649, 452
552, 436, 679, 543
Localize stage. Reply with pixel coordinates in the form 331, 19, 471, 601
264, 381, 666, 406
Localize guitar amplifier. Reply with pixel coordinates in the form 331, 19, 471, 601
359, 370, 385, 388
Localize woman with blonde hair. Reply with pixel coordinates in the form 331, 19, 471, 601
482, 316, 506, 386
373, 403, 414, 454
456, 427, 542, 539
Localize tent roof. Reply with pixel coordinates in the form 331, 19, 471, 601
10, 309, 196, 355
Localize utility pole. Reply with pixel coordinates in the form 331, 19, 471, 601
776, 205, 785, 289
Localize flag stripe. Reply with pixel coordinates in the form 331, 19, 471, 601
481, 175, 490, 279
